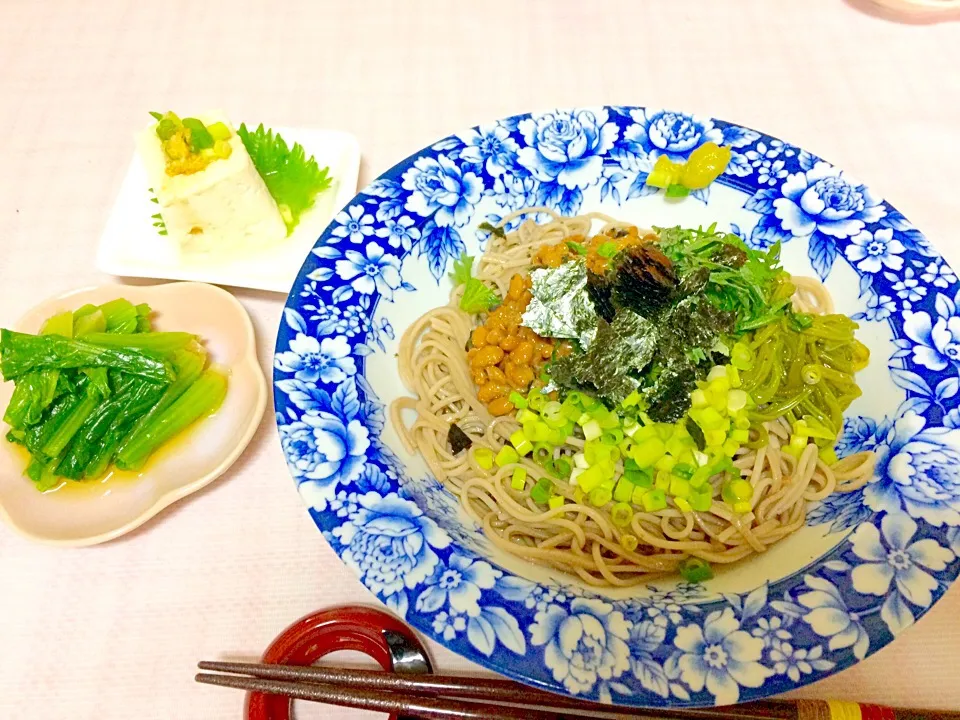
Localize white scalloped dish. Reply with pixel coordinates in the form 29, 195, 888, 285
0, 282, 266, 546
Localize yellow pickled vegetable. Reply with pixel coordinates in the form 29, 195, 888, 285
681, 142, 732, 189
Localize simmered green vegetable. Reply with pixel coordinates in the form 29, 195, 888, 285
0, 299, 228, 490
0, 330, 173, 382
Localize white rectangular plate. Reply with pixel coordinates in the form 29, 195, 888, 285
97, 126, 360, 293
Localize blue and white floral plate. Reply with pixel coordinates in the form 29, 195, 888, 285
274, 107, 960, 708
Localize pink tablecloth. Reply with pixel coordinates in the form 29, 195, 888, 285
2, 1, 959, 717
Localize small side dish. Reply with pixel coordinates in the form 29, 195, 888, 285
138, 111, 333, 257
0, 282, 266, 546
2, 299, 227, 492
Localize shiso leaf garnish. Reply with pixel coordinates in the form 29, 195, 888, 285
238, 123, 333, 234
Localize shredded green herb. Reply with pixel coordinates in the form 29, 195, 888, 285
656, 224, 794, 333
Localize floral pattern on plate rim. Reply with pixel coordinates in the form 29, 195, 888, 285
273, 107, 960, 707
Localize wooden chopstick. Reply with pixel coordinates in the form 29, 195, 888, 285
196, 660, 771, 719
197, 671, 595, 720
197, 660, 960, 720
199, 660, 659, 716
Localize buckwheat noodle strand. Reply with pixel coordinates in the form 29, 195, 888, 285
391, 209, 875, 586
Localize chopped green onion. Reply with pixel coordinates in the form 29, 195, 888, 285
548, 495, 565, 510
678, 558, 713, 583
601, 428, 624, 445
516, 408, 537, 423
508, 391, 528, 409
731, 342, 754, 370
674, 497, 693, 512
207, 121, 231, 141
532, 442, 552, 465
672, 462, 695, 480
511, 467, 527, 491
531, 478, 553, 504
670, 476, 692, 499
510, 429, 533, 456
560, 400, 581, 421
582, 419, 602, 442
689, 488, 713, 512
722, 437, 741, 456
495, 446, 519, 467
614, 477, 634, 503
620, 534, 639, 552
550, 456, 572, 479
631, 437, 665, 467
641, 488, 667, 512
621, 390, 641, 408
566, 240, 588, 255
589, 485, 612, 507
665, 183, 690, 198
473, 448, 493, 471
575, 465, 603, 493
528, 391, 547, 411
726, 365, 742, 388
611, 502, 634, 526
727, 389, 748, 412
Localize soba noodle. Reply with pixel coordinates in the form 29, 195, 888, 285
392, 209, 875, 586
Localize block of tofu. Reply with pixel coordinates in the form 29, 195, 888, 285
136, 113, 287, 256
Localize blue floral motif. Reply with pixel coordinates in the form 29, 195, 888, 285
796, 576, 870, 660
489, 172, 537, 211
517, 109, 618, 190
768, 641, 833, 682
889, 267, 927, 308
673, 608, 773, 705
849, 513, 954, 633
333, 491, 452, 600
457, 123, 519, 177
746, 162, 886, 279
275, 333, 356, 384
415, 553, 501, 616
751, 617, 791, 649
864, 411, 960, 526
282, 411, 369, 509
852, 292, 896, 322
919, 258, 958, 289
331, 204, 375, 243
844, 228, 905, 274
742, 140, 796, 186
274, 107, 960, 709
622, 109, 723, 161
902, 291, 960, 371
335, 242, 403, 300
433, 609, 468, 640
530, 598, 631, 694
402, 155, 483, 228
375, 215, 421, 252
